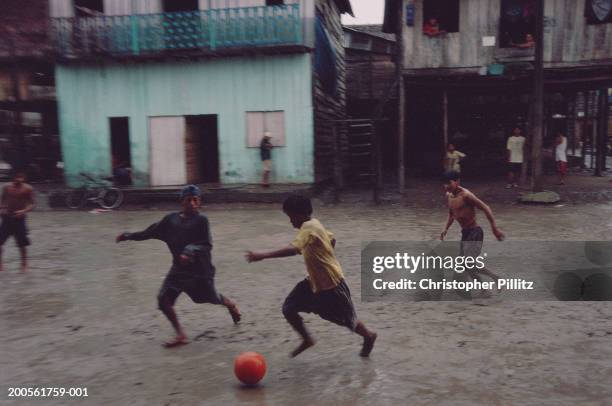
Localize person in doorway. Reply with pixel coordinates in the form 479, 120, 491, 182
506, 127, 526, 188
555, 131, 568, 185
444, 143, 467, 174
0, 171, 35, 273
260, 132, 273, 187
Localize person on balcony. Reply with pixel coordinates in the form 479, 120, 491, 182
423, 17, 446, 37
513, 33, 535, 49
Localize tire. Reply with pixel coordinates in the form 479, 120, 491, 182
66, 189, 87, 209
98, 187, 124, 209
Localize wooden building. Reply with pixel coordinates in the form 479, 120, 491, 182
49, 0, 352, 187
343, 25, 396, 116
0, 0, 61, 180
383, 0, 612, 177
342, 24, 397, 180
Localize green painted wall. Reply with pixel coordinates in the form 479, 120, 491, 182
56, 54, 314, 186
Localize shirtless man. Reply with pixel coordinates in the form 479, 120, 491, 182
0, 172, 35, 272
439, 170, 504, 292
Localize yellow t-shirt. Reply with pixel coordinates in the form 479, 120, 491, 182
291, 218, 344, 293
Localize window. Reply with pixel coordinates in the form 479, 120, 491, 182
499, 0, 536, 48
266, 0, 285, 6
246, 111, 285, 147
74, 0, 103, 17
585, 0, 612, 24
423, 0, 459, 35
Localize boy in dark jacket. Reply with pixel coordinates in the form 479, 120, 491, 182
116, 185, 240, 347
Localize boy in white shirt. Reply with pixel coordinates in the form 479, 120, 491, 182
555, 132, 568, 185
506, 127, 526, 188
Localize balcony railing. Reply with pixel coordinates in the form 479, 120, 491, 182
51, 5, 303, 58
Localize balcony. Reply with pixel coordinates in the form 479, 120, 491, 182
51, 5, 304, 59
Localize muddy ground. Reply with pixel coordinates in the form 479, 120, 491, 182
2, 200, 612, 405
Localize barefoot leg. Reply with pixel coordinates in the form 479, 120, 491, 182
479, 267, 502, 292
163, 334, 189, 348
220, 295, 241, 324
19, 246, 27, 273
283, 309, 316, 357
158, 293, 188, 348
290, 336, 316, 358
355, 321, 377, 357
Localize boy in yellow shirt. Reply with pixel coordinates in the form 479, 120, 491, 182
246, 195, 377, 357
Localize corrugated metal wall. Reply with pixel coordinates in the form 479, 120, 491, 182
56, 55, 314, 186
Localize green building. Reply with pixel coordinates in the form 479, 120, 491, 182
50, 0, 352, 186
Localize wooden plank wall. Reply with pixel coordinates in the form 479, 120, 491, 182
345, 51, 396, 101
312, 0, 347, 183
402, 0, 612, 71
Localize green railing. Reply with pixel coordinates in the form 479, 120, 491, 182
52, 5, 303, 57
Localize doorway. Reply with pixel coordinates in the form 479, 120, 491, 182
110, 117, 132, 185
185, 115, 219, 184
148, 115, 219, 187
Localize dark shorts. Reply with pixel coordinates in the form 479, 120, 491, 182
158, 270, 222, 307
0, 216, 30, 247
283, 278, 357, 331
460, 226, 484, 257
508, 162, 522, 174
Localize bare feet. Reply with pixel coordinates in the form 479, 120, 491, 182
290, 337, 315, 358
0, 265, 4, 272
227, 304, 241, 325
360, 332, 377, 357
163, 334, 189, 348
20, 266, 28, 273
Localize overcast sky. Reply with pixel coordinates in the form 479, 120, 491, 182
341, 0, 385, 25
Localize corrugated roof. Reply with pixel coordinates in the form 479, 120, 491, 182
344, 24, 396, 42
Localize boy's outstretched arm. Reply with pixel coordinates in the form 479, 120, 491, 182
246, 245, 299, 262
116, 220, 165, 243
466, 193, 505, 241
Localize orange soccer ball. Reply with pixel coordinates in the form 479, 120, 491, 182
234, 352, 267, 385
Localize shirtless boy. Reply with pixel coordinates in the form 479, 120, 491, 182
440, 171, 504, 291
0, 172, 35, 273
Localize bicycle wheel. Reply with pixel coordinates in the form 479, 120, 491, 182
66, 189, 87, 209
98, 187, 124, 209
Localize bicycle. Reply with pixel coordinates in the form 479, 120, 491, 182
65, 172, 124, 209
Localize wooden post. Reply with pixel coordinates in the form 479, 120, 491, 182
596, 87, 609, 176
333, 124, 343, 202
396, 0, 406, 194
7, 28, 25, 171
530, 0, 544, 192
603, 87, 609, 171
443, 91, 448, 159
